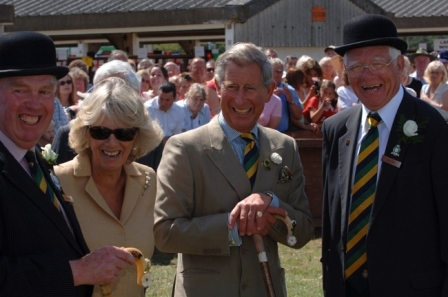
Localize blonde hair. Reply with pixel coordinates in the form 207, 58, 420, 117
69, 77, 163, 162
423, 60, 448, 84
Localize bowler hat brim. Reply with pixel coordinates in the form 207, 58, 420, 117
0, 66, 69, 79
335, 37, 408, 57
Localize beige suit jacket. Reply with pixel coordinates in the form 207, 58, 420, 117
154, 117, 314, 297
55, 154, 156, 297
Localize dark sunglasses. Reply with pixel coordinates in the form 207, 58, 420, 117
206, 68, 214, 72
59, 79, 72, 86
88, 126, 138, 142
141, 78, 150, 84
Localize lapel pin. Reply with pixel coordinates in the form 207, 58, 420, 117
381, 155, 401, 168
391, 145, 401, 157
345, 139, 350, 146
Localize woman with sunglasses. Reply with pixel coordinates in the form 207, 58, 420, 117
136, 69, 151, 100
54, 77, 163, 297
56, 73, 77, 119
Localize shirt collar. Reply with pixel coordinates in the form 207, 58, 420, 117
218, 113, 259, 142
361, 86, 404, 132
0, 130, 30, 163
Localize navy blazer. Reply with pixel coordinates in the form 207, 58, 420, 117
321, 90, 448, 297
0, 142, 93, 297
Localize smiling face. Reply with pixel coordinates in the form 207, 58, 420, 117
88, 116, 134, 175
150, 67, 167, 91
216, 62, 274, 132
345, 45, 403, 111
0, 75, 56, 149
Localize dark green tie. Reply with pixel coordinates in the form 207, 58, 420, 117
25, 150, 61, 211
345, 112, 381, 293
241, 133, 259, 188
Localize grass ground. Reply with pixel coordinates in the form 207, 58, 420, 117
146, 235, 323, 297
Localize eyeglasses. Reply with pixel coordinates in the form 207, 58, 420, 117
59, 79, 72, 86
207, 68, 214, 72
141, 78, 150, 84
345, 58, 396, 78
273, 70, 283, 74
88, 126, 138, 142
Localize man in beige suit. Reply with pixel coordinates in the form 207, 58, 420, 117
154, 43, 314, 297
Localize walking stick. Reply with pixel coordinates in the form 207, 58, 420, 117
253, 215, 297, 297
100, 247, 153, 297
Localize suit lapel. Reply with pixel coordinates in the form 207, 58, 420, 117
204, 119, 251, 200
0, 143, 83, 254
371, 94, 415, 225
121, 163, 145, 224
338, 106, 362, 235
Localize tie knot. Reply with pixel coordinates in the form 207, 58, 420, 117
25, 150, 36, 166
241, 132, 255, 142
367, 112, 382, 128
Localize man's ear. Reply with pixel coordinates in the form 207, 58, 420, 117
396, 55, 405, 74
214, 78, 222, 99
265, 81, 276, 102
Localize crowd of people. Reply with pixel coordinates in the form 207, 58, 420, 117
1, 12, 448, 297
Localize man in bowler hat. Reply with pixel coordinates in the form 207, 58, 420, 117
0, 31, 134, 296
321, 14, 448, 296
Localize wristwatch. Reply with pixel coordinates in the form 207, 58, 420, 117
264, 191, 274, 203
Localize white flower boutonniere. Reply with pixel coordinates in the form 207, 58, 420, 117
392, 115, 429, 156
41, 144, 58, 165
270, 152, 282, 165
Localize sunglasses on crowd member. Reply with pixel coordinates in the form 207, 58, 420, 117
88, 126, 138, 141
141, 78, 150, 84
59, 79, 72, 86
207, 68, 214, 72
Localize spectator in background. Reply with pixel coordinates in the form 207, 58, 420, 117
177, 83, 210, 131
164, 62, 180, 77
300, 58, 323, 104
437, 50, 448, 70
409, 48, 435, 84
319, 56, 335, 81
303, 79, 338, 128
107, 49, 128, 62
189, 57, 207, 85
285, 67, 307, 104
285, 55, 298, 72
324, 45, 337, 58
337, 71, 358, 111
38, 120, 56, 147
144, 82, 184, 170
258, 94, 282, 129
178, 72, 195, 100
264, 48, 279, 59
401, 55, 422, 97
137, 69, 151, 95
127, 59, 137, 72
144, 65, 168, 101
69, 67, 90, 101
205, 60, 215, 81
420, 60, 448, 111
270, 58, 303, 132
137, 58, 154, 70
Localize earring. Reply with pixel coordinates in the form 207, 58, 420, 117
133, 147, 137, 151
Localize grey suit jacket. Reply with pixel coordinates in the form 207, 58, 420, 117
321, 90, 448, 296
154, 117, 314, 297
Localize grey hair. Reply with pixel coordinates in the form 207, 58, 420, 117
137, 58, 154, 70
185, 83, 206, 101
69, 77, 163, 162
93, 60, 141, 92
269, 57, 285, 69
215, 42, 273, 88
107, 49, 128, 62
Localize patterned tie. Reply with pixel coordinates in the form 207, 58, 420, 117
241, 133, 259, 187
345, 112, 382, 293
25, 150, 61, 211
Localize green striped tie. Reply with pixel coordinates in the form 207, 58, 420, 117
25, 150, 61, 211
345, 112, 381, 293
241, 133, 259, 188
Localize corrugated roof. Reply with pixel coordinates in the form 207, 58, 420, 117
0, 0, 246, 16
371, 0, 448, 17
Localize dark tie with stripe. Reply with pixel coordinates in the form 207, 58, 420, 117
241, 132, 259, 188
25, 150, 61, 211
345, 112, 382, 293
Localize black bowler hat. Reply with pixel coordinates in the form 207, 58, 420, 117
335, 14, 408, 57
0, 31, 68, 79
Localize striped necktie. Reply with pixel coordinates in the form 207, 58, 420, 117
345, 112, 382, 293
241, 133, 259, 188
25, 150, 61, 211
